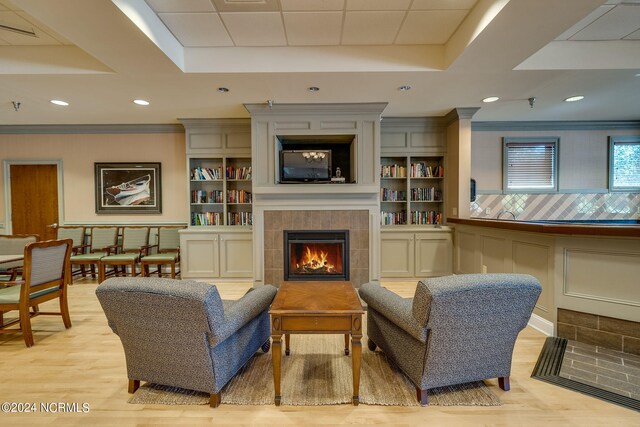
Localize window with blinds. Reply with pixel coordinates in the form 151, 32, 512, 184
503, 137, 558, 192
609, 137, 640, 191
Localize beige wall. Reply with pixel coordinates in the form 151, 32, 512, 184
471, 128, 640, 192
0, 132, 187, 228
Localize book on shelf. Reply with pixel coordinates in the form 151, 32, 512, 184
191, 212, 223, 226
380, 211, 407, 225
410, 210, 442, 225
410, 187, 442, 201
226, 189, 252, 204
227, 211, 253, 226
380, 188, 407, 201
410, 162, 444, 178
226, 166, 252, 180
191, 166, 222, 181
380, 164, 407, 178
191, 190, 223, 203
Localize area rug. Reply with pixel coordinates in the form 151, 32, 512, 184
129, 334, 501, 407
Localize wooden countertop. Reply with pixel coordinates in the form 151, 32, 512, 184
446, 217, 640, 238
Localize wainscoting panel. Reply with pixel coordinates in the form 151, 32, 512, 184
415, 234, 452, 277
480, 235, 508, 273
564, 249, 640, 307
456, 231, 477, 274
513, 241, 552, 314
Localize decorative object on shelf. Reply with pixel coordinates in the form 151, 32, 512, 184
94, 162, 161, 214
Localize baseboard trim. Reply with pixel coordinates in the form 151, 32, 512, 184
528, 313, 554, 336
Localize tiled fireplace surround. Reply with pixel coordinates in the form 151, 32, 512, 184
263, 210, 370, 288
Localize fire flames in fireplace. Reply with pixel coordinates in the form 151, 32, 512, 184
291, 243, 343, 275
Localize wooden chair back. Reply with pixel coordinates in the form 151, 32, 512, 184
120, 227, 150, 253
21, 239, 73, 302
56, 226, 85, 253
89, 226, 119, 252
157, 226, 184, 252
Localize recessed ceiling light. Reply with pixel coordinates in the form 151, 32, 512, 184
308, 86, 320, 92
217, 87, 229, 93
133, 99, 150, 106
482, 96, 499, 103
398, 85, 411, 91
564, 95, 584, 102
50, 99, 69, 106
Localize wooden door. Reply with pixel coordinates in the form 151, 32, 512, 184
10, 164, 59, 240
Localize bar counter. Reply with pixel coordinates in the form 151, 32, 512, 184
447, 217, 640, 238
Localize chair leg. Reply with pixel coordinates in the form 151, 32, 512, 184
0, 310, 4, 327
170, 263, 176, 279
498, 376, 510, 391
80, 265, 86, 278
20, 304, 34, 347
60, 291, 72, 329
128, 379, 140, 394
90, 264, 96, 279
209, 392, 221, 408
416, 387, 428, 406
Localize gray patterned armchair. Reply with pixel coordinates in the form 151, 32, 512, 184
359, 274, 541, 405
96, 277, 277, 407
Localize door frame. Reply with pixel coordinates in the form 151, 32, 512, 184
2, 159, 65, 235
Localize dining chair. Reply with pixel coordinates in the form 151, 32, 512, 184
0, 239, 73, 347
141, 226, 185, 279
99, 226, 150, 282
0, 234, 39, 281
69, 226, 118, 283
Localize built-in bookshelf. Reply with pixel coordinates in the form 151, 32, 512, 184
189, 156, 253, 226
380, 156, 444, 226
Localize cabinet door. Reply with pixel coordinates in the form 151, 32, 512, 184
380, 233, 415, 278
415, 232, 452, 277
180, 233, 220, 278
219, 233, 253, 278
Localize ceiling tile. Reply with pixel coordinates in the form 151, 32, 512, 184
346, 0, 411, 11
280, 0, 344, 11
283, 12, 343, 45
395, 10, 467, 44
411, 0, 477, 10
342, 11, 405, 45
145, 0, 216, 13
555, 5, 615, 41
211, 0, 279, 12
220, 12, 286, 46
624, 28, 640, 40
159, 13, 232, 47
570, 5, 640, 40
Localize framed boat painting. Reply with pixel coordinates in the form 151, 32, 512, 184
95, 162, 162, 214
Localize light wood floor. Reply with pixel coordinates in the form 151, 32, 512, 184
0, 278, 637, 426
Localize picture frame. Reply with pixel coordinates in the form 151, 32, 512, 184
94, 162, 162, 214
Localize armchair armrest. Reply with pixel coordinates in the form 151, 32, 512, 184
0, 280, 24, 288
102, 244, 120, 255
210, 285, 277, 346
359, 282, 427, 342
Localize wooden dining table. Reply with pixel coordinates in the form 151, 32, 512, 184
0, 255, 23, 264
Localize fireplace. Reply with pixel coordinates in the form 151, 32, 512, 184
284, 230, 349, 281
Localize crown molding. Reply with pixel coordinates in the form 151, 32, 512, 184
472, 120, 640, 131
244, 102, 388, 116
0, 124, 184, 134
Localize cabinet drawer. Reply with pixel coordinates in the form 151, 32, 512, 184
281, 316, 352, 332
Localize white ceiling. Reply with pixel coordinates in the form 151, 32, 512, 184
0, 0, 639, 125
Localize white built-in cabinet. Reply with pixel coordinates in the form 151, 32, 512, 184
380, 228, 452, 278
179, 229, 253, 278
179, 119, 254, 279
379, 118, 453, 279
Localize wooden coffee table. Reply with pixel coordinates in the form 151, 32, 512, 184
269, 281, 365, 406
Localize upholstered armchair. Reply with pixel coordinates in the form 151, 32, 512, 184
359, 274, 541, 406
96, 277, 277, 407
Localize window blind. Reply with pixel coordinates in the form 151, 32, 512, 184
506, 142, 556, 190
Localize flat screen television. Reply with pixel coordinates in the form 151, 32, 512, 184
280, 149, 332, 182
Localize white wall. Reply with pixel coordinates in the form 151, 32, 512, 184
471, 128, 640, 192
